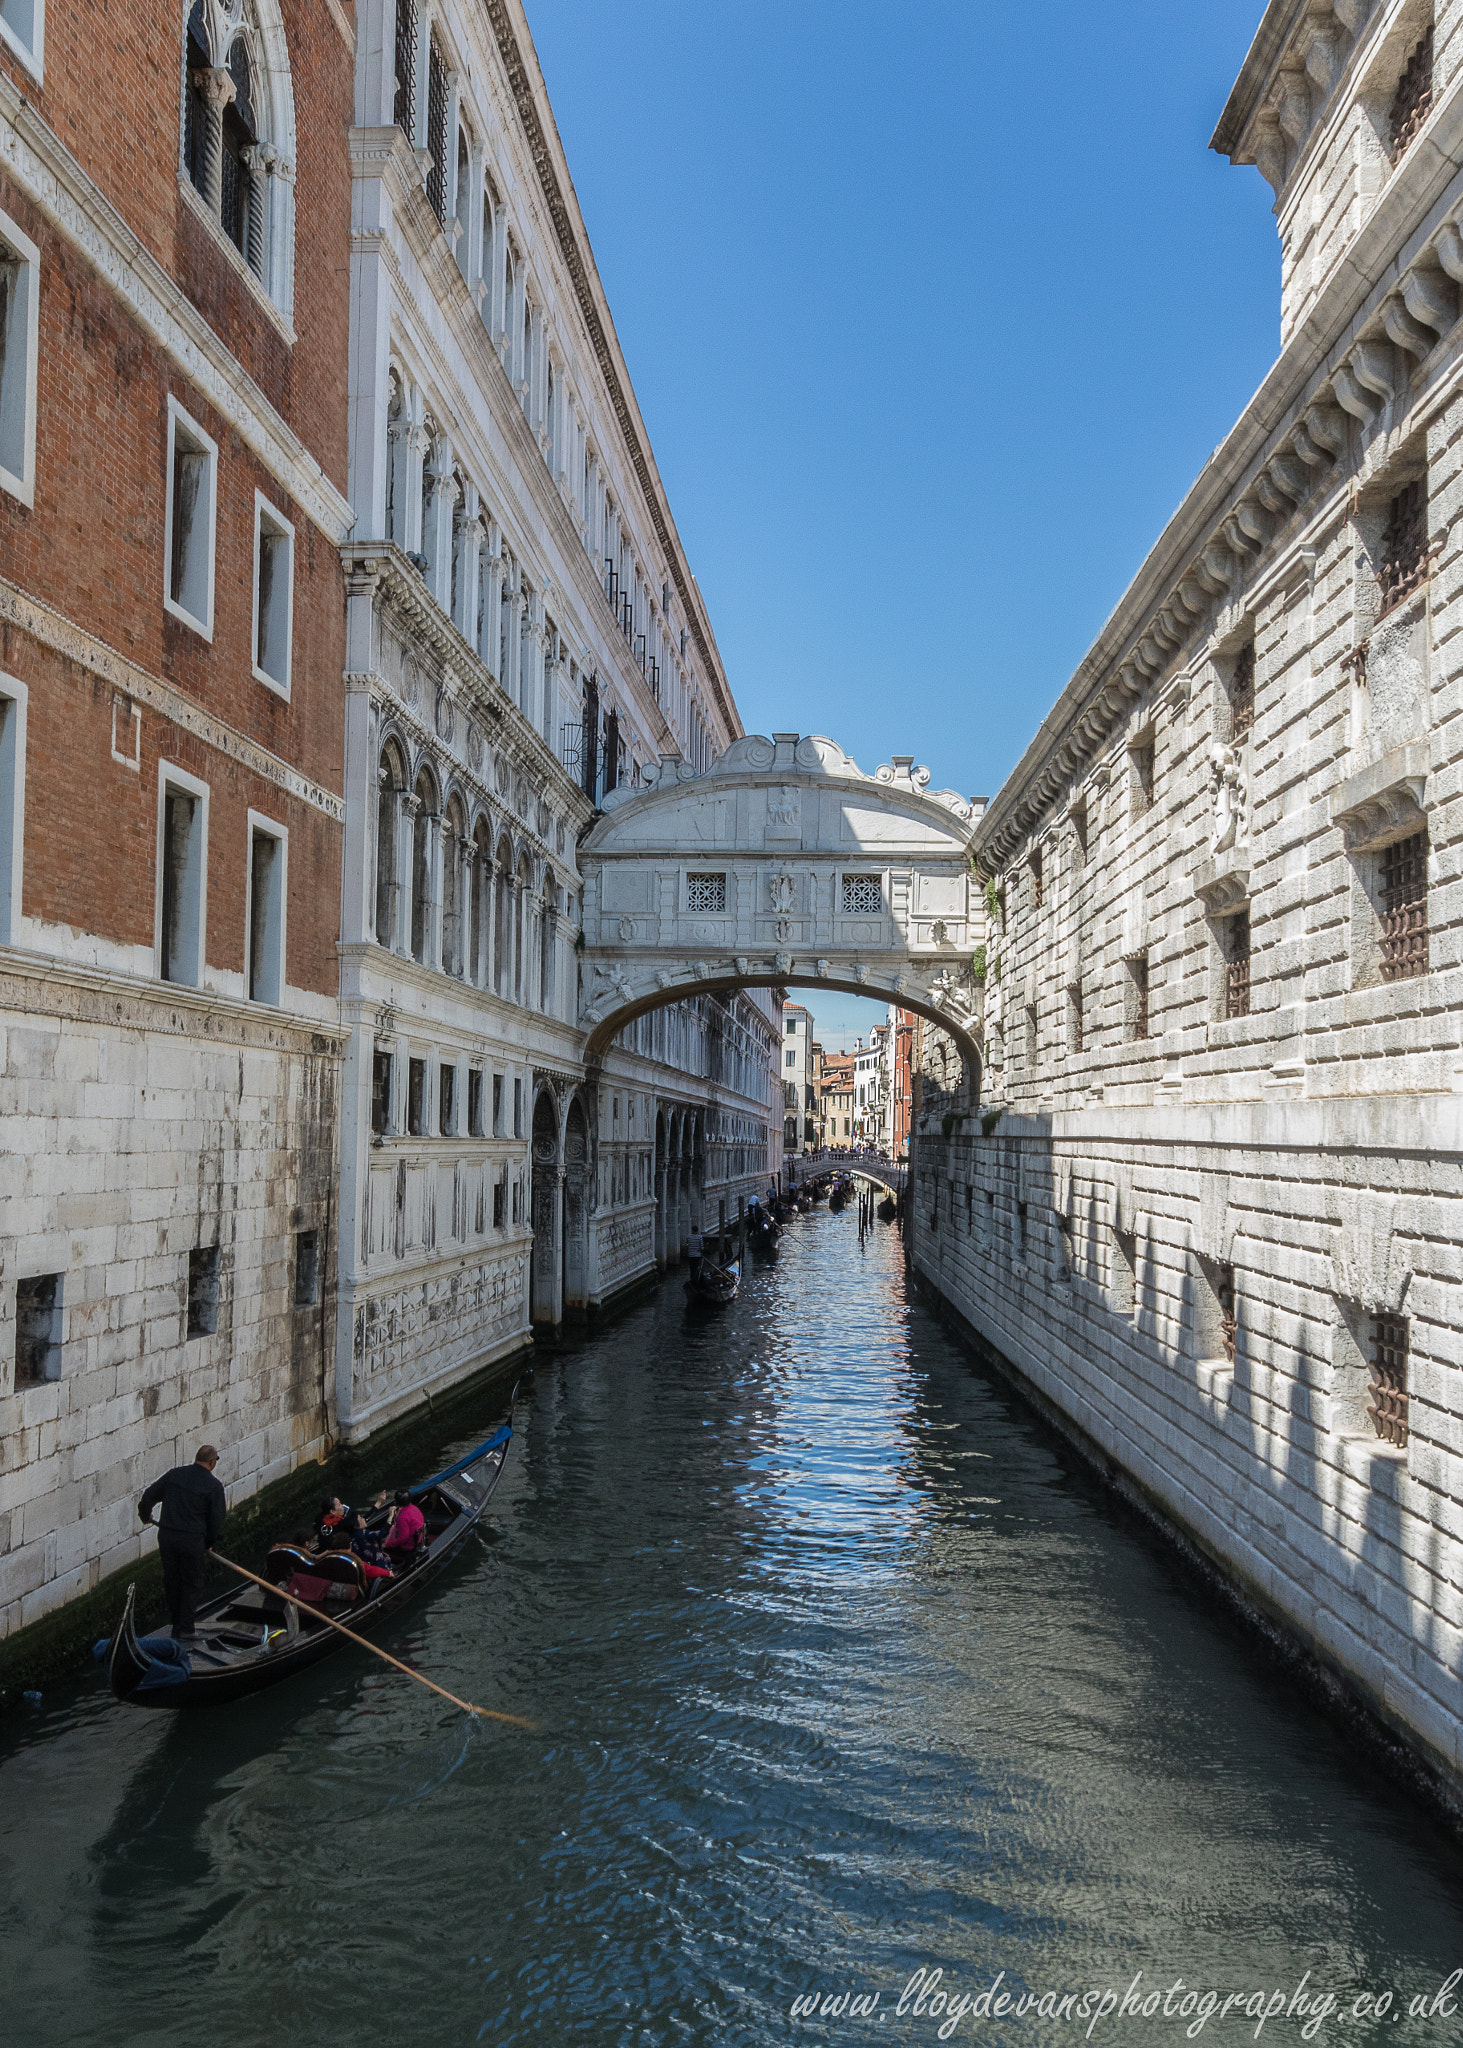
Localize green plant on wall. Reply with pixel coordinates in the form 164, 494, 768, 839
985, 878, 1003, 928
971, 944, 987, 987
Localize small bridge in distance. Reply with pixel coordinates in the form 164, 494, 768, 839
794, 1151, 907, 1198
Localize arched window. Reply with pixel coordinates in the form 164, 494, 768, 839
181, 0, 293, 312
410, 766, 436, 964
375, 741, 408, 948
441, 794, 467, 977
470, 820, 491, 985
494, 835, 513, 998
515, 853, 533, 1005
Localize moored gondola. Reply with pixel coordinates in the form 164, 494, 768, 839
104, 1422, 512, 1710
686, 1255, 740, 1308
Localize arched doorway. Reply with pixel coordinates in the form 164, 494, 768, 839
530, 1088, 561, 1331
563, 1095, 589, 1316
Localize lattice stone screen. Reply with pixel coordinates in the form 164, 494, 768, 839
841, 874, 882, 915
686, 873, 727, 914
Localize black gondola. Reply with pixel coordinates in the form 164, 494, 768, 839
104, 1423, 512, 1710
877, 1194, 897, 1223
686, 1255, 740, 1308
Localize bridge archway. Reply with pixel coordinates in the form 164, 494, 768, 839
578, 733, 987, 1094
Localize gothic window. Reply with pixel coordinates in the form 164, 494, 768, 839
409, 766, 436, 964
375, 742, 407, 948
426, 35, 448, 225
393, 0, 416, 134
470, 820, 491, 985
441, 794, 467, 977
181, 0, 290, 308
494, 833, 513, 997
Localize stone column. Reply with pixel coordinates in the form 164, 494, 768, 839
522, 588, 545, 734
195, 67, 236, 215
482, 529, 504, 679
241, 145, 267, 276
504, 561, 523, 709
456, 834, 474, 979
393, 414, 428, 558
513, 872, 526, 1005
422, 442, 457, 609
542, 898, 558, 1016
341, 563, 382, 947
453, 481, 481, 642
397, 792, 420, 955
425, 810, 444, 973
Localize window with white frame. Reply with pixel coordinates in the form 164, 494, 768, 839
156, 764, 208, 986
164, 399, 217, 637
0, 0, 43, 75
246, 814, 286, 1004
0, 674, 26, 948
0, 208, 39, 507
181, 0, 292, 312
252, 492, 294, 694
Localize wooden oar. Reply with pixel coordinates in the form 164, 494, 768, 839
209, 1551, 537, 1729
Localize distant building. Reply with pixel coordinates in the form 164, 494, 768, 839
782, 1002, 816, 1153
820, 1049, 857, 1144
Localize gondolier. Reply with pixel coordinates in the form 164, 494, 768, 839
137, 1445, 226, 1642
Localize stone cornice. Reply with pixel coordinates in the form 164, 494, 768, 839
973, 81, 1463, 876
0, 71, 353, 542
1210, 0, 1319, 161
0, 949, 345, 1055
479, 0, 740, 745
0, 569, 345, 821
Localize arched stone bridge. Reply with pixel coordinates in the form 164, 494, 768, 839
577, 733, 988, 1083
794, 1151, 907, 1196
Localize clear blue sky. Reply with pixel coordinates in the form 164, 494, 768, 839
523, 0, 1279, 1049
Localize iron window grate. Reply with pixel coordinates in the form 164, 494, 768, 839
1377, 480, 1429, 617
1369, 1314, 1409, 1449
1230, 643, 1255, 742
1379, 831, 1428, 982
426, 37, 448, 225
1226, 909, 1251, 1020
1391, 27, 1434, 158
393, 0, 417, 133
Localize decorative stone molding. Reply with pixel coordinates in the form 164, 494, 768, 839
1194, 847, 1252, 914
1329, 741, 1428, 852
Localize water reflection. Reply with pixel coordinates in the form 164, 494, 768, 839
1, 1213, 1461, 2046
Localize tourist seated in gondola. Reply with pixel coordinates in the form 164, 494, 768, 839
383, 1490, 426, 1561
314, 1495, 351, 1548
343, 1510, 394, 1583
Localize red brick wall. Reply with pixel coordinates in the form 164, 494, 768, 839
0, 0, 354, 493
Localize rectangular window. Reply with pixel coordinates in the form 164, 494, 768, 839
1229, 643, 1255, 743
1070, 800, 1088, 869
1390, 26, 1433, 158
0, 207, 40, 504
439, 1062, 456, 1137
983, 1188, 995, 1247
157, 766, 207, 987
371, 1049, 393, 1135
1225, 909, 1251, 1019
247, 818, 285, 1005
786, 1049, 796, 1067
1024, 1003, 1038, 1071
1197, 1256, 1236, 1362
686, 872, 727, 913
1128, 953, 1150, 1041
1378, 479, 1428, 616
493, 1176, 505, 1229
492, 1073, 503, 1135
294, 1229, 319, 1307
1112, 1227, 1137, 1318
468, 1069, 483, 1136
513, 1076, 523, 1138
187, 1245, 219, 1338
1369, 1314, 1409, 1449
0, 675, 27, 947
1030, 846, 1043, 909
1378, 831, 1428, 982
1068, 982, 1084, 1055
252, 494, 295, 696
1130, 734, 1155, 818
392, 0, 416, 133
14, 1271, 60, 1385
512, 1179, 522, 1225
164, 398, 217, 638
841, 874, 882, 914
408, 1057, 426, 1137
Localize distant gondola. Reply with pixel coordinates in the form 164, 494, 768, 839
104, 1423, 512, 1711
877, 1194, 897, 1223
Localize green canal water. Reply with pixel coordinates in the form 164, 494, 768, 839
1, 1210, 1462, 2046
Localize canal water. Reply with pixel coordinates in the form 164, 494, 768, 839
2, 1210, 1462, 2047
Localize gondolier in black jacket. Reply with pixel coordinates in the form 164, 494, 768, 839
138, 1445, 226, 1641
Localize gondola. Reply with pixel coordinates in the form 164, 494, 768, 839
686, 1255, 740, 1308
749, 1213, 780, 1258
876, 1194, 897, 1223
828, 1188, 846, 1213
103, 1422, 512, 1710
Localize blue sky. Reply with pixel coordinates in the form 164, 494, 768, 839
524, 0, 1281, 1049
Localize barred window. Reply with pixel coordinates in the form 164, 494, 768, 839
686, 872, 726, 914
1030, 846, 1044, 908
1377, 480, 1428, 617
426, 35, 448, 226
1369, 1314, 1409, 1449
1129, 953, 1150, 1041
1068, 981, 1084, 1055
1229, 643, 1255, 743
1131, 737, 1155, 817
1225, 909, 1251, 1020
1390, 26, 1433, 158
393, 0, 417, 133
1378, 831, 1428, 983
841, 874, 883, 915
1217, 1263, 1236, 1365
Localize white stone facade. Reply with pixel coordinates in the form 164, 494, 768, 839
911, 0, 1463, 1801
